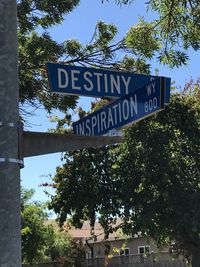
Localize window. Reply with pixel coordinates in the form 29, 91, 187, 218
138, 245, 150, 254
138, 245, 150, 263
120, 248, 130, 256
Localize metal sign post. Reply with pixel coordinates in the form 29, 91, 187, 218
0, 0, 21, 265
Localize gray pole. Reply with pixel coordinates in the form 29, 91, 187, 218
0, 0, 21, 266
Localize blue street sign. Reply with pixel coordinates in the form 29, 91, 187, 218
46, 63, 170, 103
73, 78, 165, 136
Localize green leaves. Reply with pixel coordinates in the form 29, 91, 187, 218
17, 0, 80, 33
95, 21, 118, 46
18, 0, 200, 120
48, 145, 122, 232
49, 88, 200, 261
19, 30, 78, 115
17, 0, 81, 117
147, 0, 200, 61
116, 92, 200, 259
63, 39, 83, 57
125, 19, 160, 58
158, 50, 189, 67
21, 189, 48, 264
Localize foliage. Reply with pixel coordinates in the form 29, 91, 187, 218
116, 91, 200, 263
57, 239, 85, 267
44, 227, 85, 267
125, 18, 161, 58
17, 0, 133, 119
48, 83, 200, 265
146, 0, 200, 66
21, 188, 85, 265
49, 145, 119, 234
17, 0, 79, 117
17, 0, 200, 121
21, 188, 48, 264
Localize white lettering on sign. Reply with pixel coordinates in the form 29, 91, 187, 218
130, 95, 138, 116
121, 76, 131, 94
58, 68, 69, 88
83, 72, 93, 91
108, 108, 114, 128
144, 82, 158, 113
144, 97, 158, 113
86, 119, 91, 135
93, 72, 103, 92
75, 94, 138, 135
71, 70, 81, 90
56, 67, 134, 96
110, 75, 120, 94
112, 104, 118, 124
146, 81, 156, 96
122, 99, 129, 120
104, 74, 108, 93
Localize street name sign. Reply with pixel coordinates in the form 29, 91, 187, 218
46, 63, 170, 103
73, 78, 165, 136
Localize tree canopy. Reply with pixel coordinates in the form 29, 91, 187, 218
21, 188, 49, 263
18, 0, 200, 266
17, 0, 200, 119
48, 83, 200, 266
17, 0, 134, 117
21, 187, 85, 265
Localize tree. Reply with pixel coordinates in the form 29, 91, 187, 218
48, 145, 119, 235
17, 0, 79, 117
115, 87, 200, 266
21, 187, 86, 265
21, 188, 48, 264
125, 0, 200, 67
44, 226, 85, 267
17, 0, 134, 119
17, 0, 200, 120
18, 0, 200, 264
48, 82, 200, 266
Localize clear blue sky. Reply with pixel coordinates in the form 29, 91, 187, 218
21, 0, 200, 204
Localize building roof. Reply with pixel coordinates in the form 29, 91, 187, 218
46, 219, 139, 244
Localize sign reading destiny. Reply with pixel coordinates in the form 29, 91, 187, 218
73, 78, 165, 136
46, 63, 170, 103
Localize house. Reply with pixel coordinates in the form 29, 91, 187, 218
61, 220, 186, 267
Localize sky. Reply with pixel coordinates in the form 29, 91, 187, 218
21, 0, 200, 206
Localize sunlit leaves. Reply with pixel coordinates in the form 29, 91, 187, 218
147, 0, 200, 52
63, 39, 83, 57
17, 0, 82, 116
125, 18, 160, 58
21, 189, 48, 264
95, 21, 118, 45
158, 50, 189, 67
119, 56, 151, 74
93, 21, 118, 59
18, 0, 200, 119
